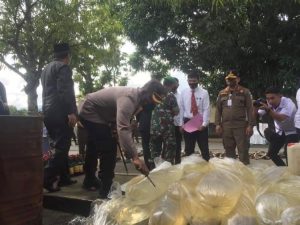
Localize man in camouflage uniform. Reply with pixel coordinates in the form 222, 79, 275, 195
150, 77, 179, 164
215, 70, 255, 165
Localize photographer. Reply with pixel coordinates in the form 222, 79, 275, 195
253, 86, 299, 166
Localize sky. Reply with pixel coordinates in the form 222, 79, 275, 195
0, 42, 188, 109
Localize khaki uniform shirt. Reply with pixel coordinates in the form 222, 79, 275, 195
215, 85, 255, 128
79, 87, 141, 159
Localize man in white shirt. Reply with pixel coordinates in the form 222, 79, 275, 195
173, 78, 183, 164
179, 71, 210, 161
254, 86, 299, 166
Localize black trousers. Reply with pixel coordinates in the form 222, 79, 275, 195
267, 132, 299, 166
81, 119, 117, 184
44, 115, 73, 183
183, 118, 210, 161
139, 130, 152, 170
174, 126, 182, 164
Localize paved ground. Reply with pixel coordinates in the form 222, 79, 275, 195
43, 138, 274, 225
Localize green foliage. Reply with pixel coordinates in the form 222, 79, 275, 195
0, 0, 128, 110
72, 0, 128, 96
121, 0, 300, 101
8, 105, 28, 115
0, 0, 83, 112
128, 50, 171, 81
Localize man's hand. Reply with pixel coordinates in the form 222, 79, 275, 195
132, 157, 149, 176
245, 126, 253, 137
259, 102, 271, 113
68, 113, 77, 128
77, 121, 84, 128
198, 126, 206, 131
215, 125, 223, 136
179, 126, 184, 134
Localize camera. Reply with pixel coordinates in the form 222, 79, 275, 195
253, 98, 267, 107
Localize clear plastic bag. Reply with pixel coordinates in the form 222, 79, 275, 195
125, 161, 183, 205
179, 169, 243, 224
255, 193, 292, 225
180, 154, 211, 175
267, 176, 300, 204
281, 206, 300, 225
194, 170, 243, 218
149, 183, 186, 225
255, 166, 288, 197
222, 194, 258, 225
209, 158, 256, 199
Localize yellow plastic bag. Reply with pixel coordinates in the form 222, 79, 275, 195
255, 193, 292, 225
281, 206, 300, 225
125, 161, 183, 205
148, 183, 186, 225
222, 194, 258, 225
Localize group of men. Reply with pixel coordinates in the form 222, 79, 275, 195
41, 43, 299, 199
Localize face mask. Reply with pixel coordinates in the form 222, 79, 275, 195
226, 79, 237, 88
189, 83, 198, 89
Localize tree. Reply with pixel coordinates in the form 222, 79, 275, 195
72, 1, 128, 95
0, 0, 82, 113
121, 0, 300, 101
8, 105, 28, 115
0, 0, 127, 112
128, 51, 171, 81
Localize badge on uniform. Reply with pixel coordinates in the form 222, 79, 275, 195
227, 99, 232, 106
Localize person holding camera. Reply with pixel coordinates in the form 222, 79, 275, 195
215, 70, 255, 165
253, 86, 299, 166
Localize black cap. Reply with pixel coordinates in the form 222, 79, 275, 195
53, 43, 70, 54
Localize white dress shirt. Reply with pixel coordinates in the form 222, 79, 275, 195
179, 86, 210, 127
294, 88, 300, 129
258, 96, 297, 135
173, 91, 182, 126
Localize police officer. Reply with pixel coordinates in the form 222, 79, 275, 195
215, 70, 255, 165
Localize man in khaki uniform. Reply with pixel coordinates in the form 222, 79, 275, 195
215, 70, 255, 164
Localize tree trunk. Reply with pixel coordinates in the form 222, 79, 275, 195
27, 87, 38, 115
24, 77, 39, 115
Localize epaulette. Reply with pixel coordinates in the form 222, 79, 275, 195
219, 88, 230, 96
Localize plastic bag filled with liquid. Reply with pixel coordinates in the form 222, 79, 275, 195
148, 183, 186, 225
125, 161, 183, 205
255, 193, 292, 225
180, 154, 211, 175
267, 175, 300, 204
255, 166, 288, 196
180, 169, 243, 223
281, 206, 300, 225
209, 158, 256, 199
222, 193, 258, 225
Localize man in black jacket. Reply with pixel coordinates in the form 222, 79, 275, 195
41, 43, 77, 192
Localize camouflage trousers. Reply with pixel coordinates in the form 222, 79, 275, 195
150, 130, 176, 164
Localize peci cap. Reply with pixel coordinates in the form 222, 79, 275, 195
163, 76, 177, 86
53, 43, 70, 54
225, 70, 239, 80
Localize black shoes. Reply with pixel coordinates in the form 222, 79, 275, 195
98, 180, 112, 199
58, 179, 77, 187
44, 177, 60, 193
82, 177, 101, 191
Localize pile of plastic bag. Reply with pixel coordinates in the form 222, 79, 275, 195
69, 155, 300, 225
